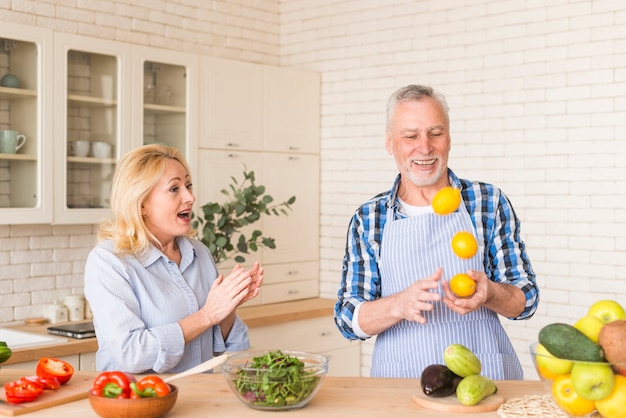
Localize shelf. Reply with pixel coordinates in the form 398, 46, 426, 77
144, 103, 186, 114
67, 156, 116, 164
67, 94, 116, 107
0, 153, 37, 161
0, 86, 37, 99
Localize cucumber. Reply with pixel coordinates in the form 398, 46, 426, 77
456, 375, 497, 406
0, 341, 12, 364
539, 323, 605, 362
443, 344, 481, 378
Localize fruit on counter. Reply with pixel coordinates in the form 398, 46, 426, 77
538, 323, 605, 362
574, 315, 605, 343
598, 319, 626, 376
432, 186, 461, 215
91, 371, 136, 399
0, 341, 12, 363
420, 364, 463, 397
534, 343, 573, 376
443, 344, 481, 378
4, 378, 44, 404
449, 273, 476, 298
595, 374, 626, 418
455, 374, 497, 406
570, 361, 615, 401
451, 231, 478, 259
551, 374, 596, 416
36, 357, 75, 385
130, 375, 171, 398
587, 299, 626, 324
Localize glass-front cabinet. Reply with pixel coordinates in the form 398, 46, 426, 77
131, 46, 198, 184
53, 34, 132, 224
0, 24, 53, 224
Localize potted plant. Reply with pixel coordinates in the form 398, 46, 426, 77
192, 168, 295, 265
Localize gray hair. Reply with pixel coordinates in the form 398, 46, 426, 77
385, 84, 450, 133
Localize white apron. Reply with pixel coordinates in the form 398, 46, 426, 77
371, 198, 523, 380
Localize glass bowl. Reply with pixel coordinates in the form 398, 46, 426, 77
222, 350, 328, 411
530, 342, 626, 417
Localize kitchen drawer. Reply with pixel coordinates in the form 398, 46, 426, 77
321, 344, 361, 377
263, 261, 318, 284
261, 279, 318, 304
248, 316, 345, 352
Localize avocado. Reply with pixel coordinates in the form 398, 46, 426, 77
539, 323, 605, 362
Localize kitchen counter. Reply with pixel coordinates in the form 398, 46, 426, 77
0, 368, 548, 417
2, 298, 336, 365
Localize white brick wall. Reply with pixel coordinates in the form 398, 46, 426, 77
1, 0, 625, 381
280, 0, 626, 378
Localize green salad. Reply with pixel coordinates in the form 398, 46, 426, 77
234, 350, 321, 407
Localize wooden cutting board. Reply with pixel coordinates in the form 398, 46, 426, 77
412, 390, 504, 413
0, 371, 92, 416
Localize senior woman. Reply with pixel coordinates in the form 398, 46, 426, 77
84, 144, 263, 373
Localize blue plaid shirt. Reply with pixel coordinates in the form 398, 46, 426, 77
334, 169, 539, 340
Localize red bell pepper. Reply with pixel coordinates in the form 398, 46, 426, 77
4, 379, 44, 404
21, 375, 61, 390
130, 375, 171, 398
36, 357, 75, 385
90, 371, 136, 399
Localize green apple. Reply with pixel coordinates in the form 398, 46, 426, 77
571, 361, 615, 401
535, 343, 573, 376
574, 315, 605, 343
587, 299, 626, 324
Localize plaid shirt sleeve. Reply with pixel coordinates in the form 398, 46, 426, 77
334, 193, 389, 340
458, 176, 539, 320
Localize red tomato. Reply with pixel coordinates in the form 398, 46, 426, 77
36, 357, 75, 385
4, 379, 44, 403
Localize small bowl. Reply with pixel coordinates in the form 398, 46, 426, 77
222, 350, 328, 411
530, 342, 626, 417
88, 384, 178, 418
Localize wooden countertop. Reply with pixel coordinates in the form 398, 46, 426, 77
2, 298, 336, 365
0, 369, 548, 417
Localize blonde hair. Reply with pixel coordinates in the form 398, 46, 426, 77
98, 144, 195, 257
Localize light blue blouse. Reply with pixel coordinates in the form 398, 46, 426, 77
84, 236, 249, 373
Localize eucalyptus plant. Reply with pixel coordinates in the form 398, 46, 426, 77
192, 168, 295, 265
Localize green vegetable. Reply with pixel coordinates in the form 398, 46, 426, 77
456, 375, 497, 406
443, 344, 482, 377
539, 323, 605, 362
0, 341, 12, 364
233, 350, 320, 407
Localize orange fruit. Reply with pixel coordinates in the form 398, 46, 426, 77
450, 273, 476, 298
432, 186, 461, 215
451, 231, 478, 259
551, 374, 596, 417
596, 374, 626, 418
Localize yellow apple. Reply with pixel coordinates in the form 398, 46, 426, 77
574, 315, 605, 343
535, 343, 573, 376
588, 300, 626, 324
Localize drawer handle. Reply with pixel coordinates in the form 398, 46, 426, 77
319, 331, 331, 337
226, 142, 239, 147
287, 289, 299, 294
287, 270, 299, 275
288, 146, 299, 151
227, 153, 240, 159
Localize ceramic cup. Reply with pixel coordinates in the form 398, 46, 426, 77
91, 141, 112, 159
69, 140, 90, 157
0, 130, 26, 154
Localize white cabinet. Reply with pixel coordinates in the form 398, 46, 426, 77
52, 33, 132, 224
246, 317, 361, 377
197, 57, 320, 306
0, 23, 53, 224
1, 352, 96, 372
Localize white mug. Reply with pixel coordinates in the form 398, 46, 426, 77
69, 140, 90, 157
91, 141, 112, 159
0, 130, 26, 154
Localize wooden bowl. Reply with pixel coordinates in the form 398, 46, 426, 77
88, 384, 178, 418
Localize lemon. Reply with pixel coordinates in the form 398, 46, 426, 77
432, 186, 461, 215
